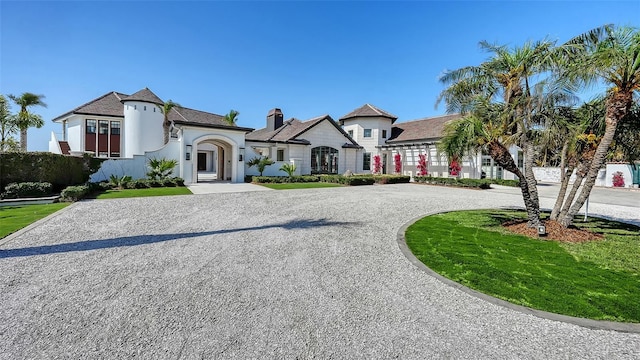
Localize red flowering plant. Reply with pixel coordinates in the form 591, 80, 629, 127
417, 154, 428, 176
449, 158, 462, 177
372, 155, 382, 175
394, 153, 402, 174
612, 171, 625, 187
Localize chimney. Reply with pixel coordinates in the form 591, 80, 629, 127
267, 108, 284, 131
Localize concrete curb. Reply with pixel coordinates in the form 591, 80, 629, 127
396, 211, 640, 334
0, 202, 77, 247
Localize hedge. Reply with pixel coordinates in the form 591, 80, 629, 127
2, 182, 53, 199
373, 175, 411, 184
250, 175, 320, 183
61, 185, 90, 202
0, 152, 102, 192
414, 176, 492, 189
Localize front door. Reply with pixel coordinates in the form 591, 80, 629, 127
197, 152, 207, 171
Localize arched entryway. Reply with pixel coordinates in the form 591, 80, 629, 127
192, 135, 237, 183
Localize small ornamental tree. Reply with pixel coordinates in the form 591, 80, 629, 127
394, 153, 402, 174
247, 156, 274, 176
612, 171, 625, 187
372, 155, 382, 175
417, 154, 428, 176
449, 158, 461, 177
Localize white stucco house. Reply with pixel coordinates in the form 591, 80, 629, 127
49, 88, 520, 183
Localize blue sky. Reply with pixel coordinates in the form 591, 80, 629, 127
1, 0, 638, 151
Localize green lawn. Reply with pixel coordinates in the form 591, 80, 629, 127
258, 182, 344, 190
405, 209, 640, 322
95, 187, 192, 199
0, 203, 69, 239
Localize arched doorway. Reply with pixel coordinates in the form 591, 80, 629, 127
192, 135, 237, 183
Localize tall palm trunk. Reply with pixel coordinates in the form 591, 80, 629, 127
523, 141, 540, 217
163, 120, 170, 145
550, 141, 572, 219
488, 141, 541, 227
20, 128, 27, 152
559, 92, 632, 227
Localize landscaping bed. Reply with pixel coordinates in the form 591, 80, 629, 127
413, 176, 519, 189
248, 174, 410, 186
405, 209, 640, 322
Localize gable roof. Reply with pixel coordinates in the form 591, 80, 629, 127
52, 91, 127, 122
169, 106, 254, 132
247, 115, 361, 148
52, 88, 252, 131
119, 88, 164, 105
339, 104, 398, 124
386, 114, 462, 144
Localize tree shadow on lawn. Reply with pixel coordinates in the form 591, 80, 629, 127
0, 218, 360, 259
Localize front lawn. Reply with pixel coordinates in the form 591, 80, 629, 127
405, 209, 640, 322
95, 187, 192, 199
0, 203, 69, 239
258, 182, 343, 190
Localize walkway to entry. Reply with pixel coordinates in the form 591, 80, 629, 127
186, 181, 272, 194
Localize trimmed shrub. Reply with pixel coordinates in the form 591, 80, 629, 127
0, 152, 102, 191
490, 179, 520, 187
251, 175, 320, 184
172, 177, 185, 186
414, 176, 491, 189
61, 185, 90, 202
162, 178, 177, 187
146, 179, 163, 188
373, 175, 411, 184
3, 182, 53, 199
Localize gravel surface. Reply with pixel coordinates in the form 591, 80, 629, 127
1, 184, 639, 359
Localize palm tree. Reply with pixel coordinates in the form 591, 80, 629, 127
438, 40, 556, 227
160, 100, 180, 145
247, 156, 274, 176
8, 92, 46, 152
0, 95, 19, 152
223, 110, 239, 126
557, 25, 640, 227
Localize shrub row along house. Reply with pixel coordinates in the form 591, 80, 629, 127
49, 88, 522, 183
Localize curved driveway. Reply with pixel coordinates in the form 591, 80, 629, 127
1, 184, 639, 359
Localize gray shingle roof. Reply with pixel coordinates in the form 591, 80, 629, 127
247, 115, 360, 148
52, 88, 252, 131
339, 104, 398, 123
120, 88, 164, 105
52, 91, 126, 121
170, 107, 254, 132
386, 114, 462, 144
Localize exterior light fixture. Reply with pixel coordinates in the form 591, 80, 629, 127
239, 147, 245, 162
186, 145, 192, 161
537, 224, 547, 237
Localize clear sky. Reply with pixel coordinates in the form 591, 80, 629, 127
1, 0, 638, 151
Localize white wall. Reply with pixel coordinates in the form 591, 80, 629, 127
66, 116, 83, 152
123, 101, 164, 157
49, 132, 62, 154
90, 140, 181, 182
342, 117, 392, 157
605, 164, 634, 188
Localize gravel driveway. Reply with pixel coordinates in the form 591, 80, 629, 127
1, 184, 639, 359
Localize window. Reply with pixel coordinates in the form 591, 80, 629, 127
99, 120, 109, 135
110, 121, 121, 135
363, 152, 371, 171
144, 106, 147, 111
277, 149, 284, 162
363, 129, 372, 138
382, 130, 387, 139
86, 119, 96, 134
311, 146, 339, 174
348, 130, 354, 138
